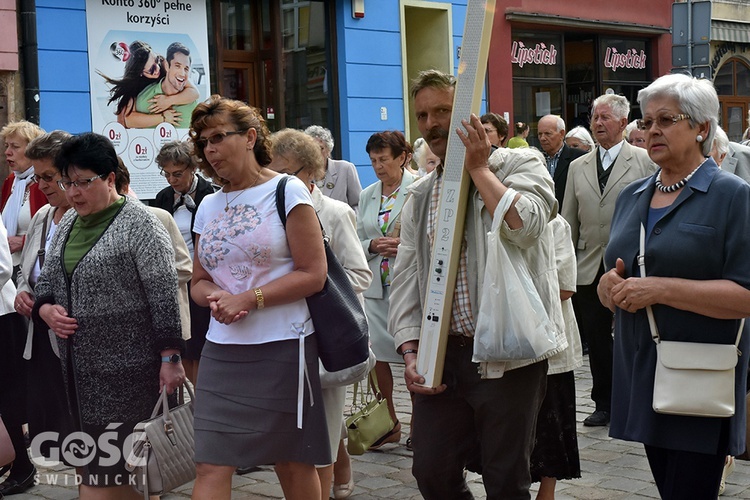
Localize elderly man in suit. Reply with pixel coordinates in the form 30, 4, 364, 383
562, 93, 657, 427
711, 125, 750, 184
537, 114, 586, 210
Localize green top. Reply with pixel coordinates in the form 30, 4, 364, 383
507, 136, 529, 149
135, 80, 197, 129
64, 197, 125, 277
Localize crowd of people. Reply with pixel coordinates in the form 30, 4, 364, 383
1, 67, 749, 500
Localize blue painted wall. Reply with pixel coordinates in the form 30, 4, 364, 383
36, 0, 91, 133
335, 0, 484, 189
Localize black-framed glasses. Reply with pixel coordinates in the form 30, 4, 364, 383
31, 172, 59, 183
194, 130, 248, 149
637, 114, 691, 132
159, 167, 190, 179
58, 174, 105, 191
289, 166, 305, 176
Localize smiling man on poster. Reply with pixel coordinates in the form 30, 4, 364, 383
134, 42, 198, 129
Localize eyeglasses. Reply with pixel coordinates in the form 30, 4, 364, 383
289, 166, 304, 176
58, 174, 105, 191
159, 167, 190, 179
31, 172, 59, 183
637, 114, 691, 132
194, 130, 248, 149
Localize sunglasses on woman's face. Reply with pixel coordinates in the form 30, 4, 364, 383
142, 55, 163, 77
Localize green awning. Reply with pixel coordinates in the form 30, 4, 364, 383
712, 20, 750, 44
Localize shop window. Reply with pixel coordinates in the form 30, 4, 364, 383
715, 58, 750, 97
566, 39, 595, 84
220, 1, 253, 51
281, 0, 331, 129
565, 39, 595, 129
513, 81, 562, 149
212, 0, 337, 134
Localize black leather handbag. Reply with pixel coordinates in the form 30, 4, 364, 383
275, 176, 370, 372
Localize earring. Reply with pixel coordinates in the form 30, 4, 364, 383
696, 134, 704, 142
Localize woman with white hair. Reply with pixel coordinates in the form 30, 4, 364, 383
411, 138, 441, 177
598, 73, 750, 498
624, 120, 646, 149
304, 125, 363, 211
564, 126, 595, 152
710, 126, 730, 167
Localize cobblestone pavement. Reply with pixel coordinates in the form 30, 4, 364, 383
12, 357, 750, 499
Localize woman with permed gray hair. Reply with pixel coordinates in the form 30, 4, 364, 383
153, 140, 217, 384
598, 72, 750, 498
304, 125, 362, 211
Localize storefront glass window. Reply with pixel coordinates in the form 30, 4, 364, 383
281, 0, 332, 130
715, 63, 733, 95
736, 62, 750, 96
600, 38, 648, 83
513, 82, 562, 149
221, 1, 253, 51
566, 39, 595, 84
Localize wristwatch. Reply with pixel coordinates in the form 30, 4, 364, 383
161, 353, 182, 363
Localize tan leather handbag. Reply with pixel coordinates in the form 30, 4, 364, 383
125, 384, 195, 500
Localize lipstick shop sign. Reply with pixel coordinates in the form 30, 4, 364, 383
511, 35, 563, 79
604, 47, 647, 72
600, 39, 649, 81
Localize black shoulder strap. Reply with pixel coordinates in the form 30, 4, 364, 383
275, 175, 290, 228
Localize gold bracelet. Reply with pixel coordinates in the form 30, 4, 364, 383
254, 288, 265, 310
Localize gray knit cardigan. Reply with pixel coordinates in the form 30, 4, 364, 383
33, 197, 183, 426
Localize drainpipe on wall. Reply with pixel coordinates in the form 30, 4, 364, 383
19, 0, 40, 124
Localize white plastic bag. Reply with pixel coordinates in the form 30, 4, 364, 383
473, 189, 557, 361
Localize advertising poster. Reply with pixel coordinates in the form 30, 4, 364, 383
86, 0, 211, 198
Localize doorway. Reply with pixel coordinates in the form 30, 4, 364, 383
401, 1, 453, 144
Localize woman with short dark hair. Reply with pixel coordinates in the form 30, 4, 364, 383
357, 130, 417, 449
33, 132, 185, 498
480, 112, 508, 148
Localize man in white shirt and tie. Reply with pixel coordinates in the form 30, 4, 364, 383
562, 93, 657, 427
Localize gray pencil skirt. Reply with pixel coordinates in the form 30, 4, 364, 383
193, 337, 331, 467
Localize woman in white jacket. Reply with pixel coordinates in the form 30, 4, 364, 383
269, 128, 372, 500
0, 215, 34, 494
530, 214, 584, 499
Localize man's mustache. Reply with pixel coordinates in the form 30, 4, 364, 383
426, 128, 449, 142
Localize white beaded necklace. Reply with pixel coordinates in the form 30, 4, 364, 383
654, 159, 707, 193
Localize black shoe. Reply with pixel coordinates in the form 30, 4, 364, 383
235, 466, 260, 475
583, 410, 610, 427
0, 468, 36, 496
